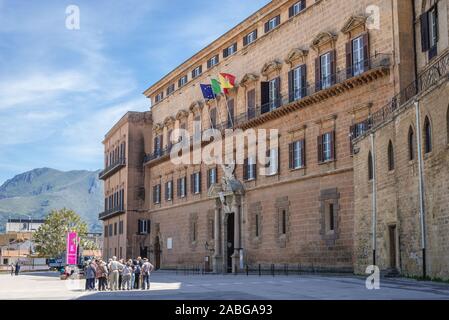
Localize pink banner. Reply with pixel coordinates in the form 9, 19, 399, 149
66, 232, 78, 265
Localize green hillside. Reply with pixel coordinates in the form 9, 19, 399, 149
0, 168, 103, 233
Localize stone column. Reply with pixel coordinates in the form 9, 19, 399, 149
213, 201, 222, 273
231, 199, 241, 273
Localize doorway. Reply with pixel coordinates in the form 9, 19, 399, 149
388, 225, 397, 269
154, 236, 161, 270
226, 213, 235, 273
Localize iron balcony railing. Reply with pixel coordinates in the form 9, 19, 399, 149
351, 49, 449, 140
98, 157, 126, 180
98, 206, 125, 220
144, 54, 391, 165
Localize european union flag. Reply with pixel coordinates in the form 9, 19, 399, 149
200, 84, 215, 100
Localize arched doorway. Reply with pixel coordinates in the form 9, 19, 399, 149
154, 236, 161, 270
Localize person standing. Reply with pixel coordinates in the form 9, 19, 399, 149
95, 259, 103, 290
108, 256, 123, 291
98, 260, 108, 291
14, 261, 21, 276
85, 260, 96, 291
133, 259, 141, 289
121, 262, 132, 290
10, 263, 15, 276
141, 258, 154, 290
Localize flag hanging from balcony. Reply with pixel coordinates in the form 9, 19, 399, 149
210, 79, 222, 96
218, 73, 236, 94
200, 84, 215, 100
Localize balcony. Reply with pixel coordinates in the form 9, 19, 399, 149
99, 158, 126, 180
98, 206, 125, 220
143, 54, 391, 166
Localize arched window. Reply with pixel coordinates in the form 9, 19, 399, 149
368, 151, 373, 181
408, 126, 415, 161
388, 140, 395, 171
424, 116, 432, 153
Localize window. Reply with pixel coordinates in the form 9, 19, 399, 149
421, 5, 439, 59
368, 151, 373, 181
210, 108, 217, 129
178, 177, 187, 198
388, 141, 395, 171
154, 135, 162, 154
119, 221, 123, 235
424, 116, 432, 153
153, 184, 161, 204
328, 204, 335, 232
227, 99, 235, 128
192, 222, 197, 242
104, 225, 108, 238
194, 115, 202, 140
178, 75, 188, 88
207, 167, 217, 188
138, 219, 150, 235
318, 131, 335, 163
247, 89, 256, 119
352, 36, 365, 76
289, 140, 305, 169
408, 126, 415, 161
266, 148, 279, 175
265, 15, 280, 33
192, 65, 202, 78
223, 43, 237, 58
288, 1, 305, 18
269, 77, 281, 111
207, 55, 219, 69
289, 65, 306, 102
155, 92, 163, 103
109, 224, 112, 237
243, 30, 257, 46
114, 222, 117, 236
320, 52, 332, 89
191, 172, 201, 194
166, 83, 175, 96
255, 214, 259, 237
280, 210, 287, 235
244, 156, 257, 181
165, 180, 173, 201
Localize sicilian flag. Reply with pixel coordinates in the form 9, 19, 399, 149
219, 73, 236, 94
200, 84, 215, 100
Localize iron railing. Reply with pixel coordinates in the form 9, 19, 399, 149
352, 49, 449, 139
98, 158, 126, 180
98, 206, 125, 220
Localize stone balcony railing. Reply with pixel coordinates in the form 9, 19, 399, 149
98, 206, 125, 220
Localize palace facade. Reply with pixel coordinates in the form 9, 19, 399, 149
99, 0, 448, 278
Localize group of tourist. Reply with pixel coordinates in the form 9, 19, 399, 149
83, 256, 155, 291
9, 261, 21, 276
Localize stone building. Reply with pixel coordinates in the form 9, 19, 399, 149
98, 0, 445, 275
99, 111, 152, 260
353, 0, 449, 279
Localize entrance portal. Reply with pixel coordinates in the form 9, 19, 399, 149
226, 213, 235, 273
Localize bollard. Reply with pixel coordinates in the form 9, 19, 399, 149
258, 264, 261, 277
246, 265, 249, 276
271, 264, 274, 277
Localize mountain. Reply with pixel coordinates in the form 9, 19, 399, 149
0, 168, 103, 233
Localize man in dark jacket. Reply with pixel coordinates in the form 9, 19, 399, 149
133, 259, 141, 289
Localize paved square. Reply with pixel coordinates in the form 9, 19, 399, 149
1, 271, 449, 300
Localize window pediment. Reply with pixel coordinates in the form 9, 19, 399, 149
341, 15, 368, 34
285, 48, 309, 66
153, 122, 163, 133
240, 73, 260, 87
175, 109, 189, 120
189, 101, 204, 114
261, 60, 283, 77
163, 116, 175, 128
311, 32, 337, 52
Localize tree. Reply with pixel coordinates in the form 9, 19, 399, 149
33, 208, 98, 258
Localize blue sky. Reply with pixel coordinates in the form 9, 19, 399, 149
0, 0, 270, 184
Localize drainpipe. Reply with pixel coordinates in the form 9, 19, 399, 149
414, 100, 427, 278
370, 133, 377, 266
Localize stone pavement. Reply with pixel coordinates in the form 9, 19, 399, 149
1, 271, 449, 300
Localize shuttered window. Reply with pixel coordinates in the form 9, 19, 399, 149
289, 65, 307, 102
177, 177, 187, 198
153, 184, 161, 204
223, 43, 237, 58
247, 89, 256, 119
265, 15, 280, 33
192, 66, 202, 78
288, 0, 306, 18
421, 5, 439, 59
166, 83, 175, 96
191, 172, 201, 194
165, 180, 173, 201
244, 156, 257, 181
227, 99, 235, 128
178, 75, 188, 88
207, 55, 219, 69
289, 140, 305, 169
243, 30, 257, 46
318, 131, 336, 163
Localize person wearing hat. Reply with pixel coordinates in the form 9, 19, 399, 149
108, 256, 124, 291
141, 258, 154, 290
